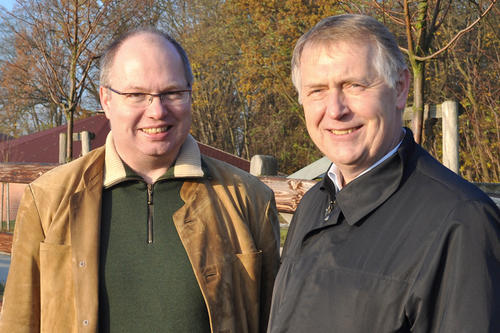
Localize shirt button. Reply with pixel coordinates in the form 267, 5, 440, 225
82, 319, 89, 326
79, 260, 86, 268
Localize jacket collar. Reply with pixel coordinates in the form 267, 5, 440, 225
103, 132, 204, 188
320, 128, 415, 226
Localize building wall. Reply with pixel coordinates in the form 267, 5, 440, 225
1, 183, 26, 227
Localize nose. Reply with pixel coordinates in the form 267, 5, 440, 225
326, 89, 348, 119
145, 95, 167, 119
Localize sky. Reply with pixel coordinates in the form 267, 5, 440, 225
0, 0, 16, 11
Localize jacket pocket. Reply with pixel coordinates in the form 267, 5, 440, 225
199, 251, 262, 333
233, 250, 262, 333
39, 242, 76, 333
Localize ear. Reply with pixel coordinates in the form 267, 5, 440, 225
395, 68, 411, 111
99, 86, 112, 119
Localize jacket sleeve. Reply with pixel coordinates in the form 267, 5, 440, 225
0, 185, 43, 332
257, 194, 280, 333
407, 199, 500, 333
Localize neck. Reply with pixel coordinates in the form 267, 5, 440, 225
337, 168, 360, 188
125, 156, 174, 184
337, 129, 405, 187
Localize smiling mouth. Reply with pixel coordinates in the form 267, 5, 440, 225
141, 126, 171, 134
330, 126, 361, 135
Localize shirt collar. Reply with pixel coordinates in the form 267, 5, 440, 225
321, 128, 413, 226
327, 128, 406, 191
103, 132, 204, 188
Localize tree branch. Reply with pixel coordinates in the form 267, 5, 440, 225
413, 0, 497, 61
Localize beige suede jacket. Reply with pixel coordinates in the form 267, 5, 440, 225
0, 134, 280, 333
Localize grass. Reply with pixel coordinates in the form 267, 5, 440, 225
280, 227, 289, 247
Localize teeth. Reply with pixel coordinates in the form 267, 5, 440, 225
142, 127, 168, 134
331, 128, 355, 135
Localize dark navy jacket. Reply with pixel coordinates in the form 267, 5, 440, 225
268, 129, 500, 333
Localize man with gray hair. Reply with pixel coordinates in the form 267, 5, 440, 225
1, 28, 280, 332
268, 14, 499, 332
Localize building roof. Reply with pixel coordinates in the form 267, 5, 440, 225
0, 115, 110, 163
0, 114, 250, 171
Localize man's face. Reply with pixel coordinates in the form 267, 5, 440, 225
299, 41, 409, 183
100, 33, 191, 168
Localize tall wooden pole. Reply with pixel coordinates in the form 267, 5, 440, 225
1, 183, 4, 230
81, 131, 91, 155
6, 183, 9, 231
59, 133, 67, 164
442, 100, 460, 174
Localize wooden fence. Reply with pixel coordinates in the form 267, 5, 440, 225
0, 163, 316, 214
0, 163, 316, 253
403, 100, 460, 173
2, 160, 498, 254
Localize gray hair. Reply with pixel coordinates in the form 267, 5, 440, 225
291, 14, 407, 102
99, 27, 193, 88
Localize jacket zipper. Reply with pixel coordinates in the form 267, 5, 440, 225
324, 199, 336, 222
147, 183, 154, 243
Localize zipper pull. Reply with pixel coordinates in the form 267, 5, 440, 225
324, 199, 335, 222
147, 183, 154, 244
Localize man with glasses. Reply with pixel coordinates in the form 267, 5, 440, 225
0, 28, 280, 333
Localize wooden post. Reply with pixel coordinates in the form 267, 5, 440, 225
250, 155, 278, 176
5, 183, 9, 231
59, 133, 66, 164
81, 131, 91, 155
442, 100, 460, 174
1, 182, 4, 230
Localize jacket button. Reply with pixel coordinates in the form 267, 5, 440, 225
82, 319, 89, 326
79, 260, 86, 268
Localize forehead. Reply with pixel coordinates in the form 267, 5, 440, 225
109, 33, 185, 87
114, 33, 178, 65
301, 39, 374, 64
299, 41, 377, 81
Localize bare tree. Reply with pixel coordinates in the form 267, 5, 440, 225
371, 0, 497, 144
0, 0, 159, 161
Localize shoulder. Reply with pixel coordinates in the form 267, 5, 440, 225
411, 146, 494, 206
201, 155, 274, 197
402, 147, 500, 236
30, 146, 105, 193
398, 130, 493, 207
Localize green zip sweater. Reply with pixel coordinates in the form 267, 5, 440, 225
98, 165, 210, 332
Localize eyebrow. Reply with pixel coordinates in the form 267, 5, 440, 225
302, 83, 329, 91
123, 84, 187, 92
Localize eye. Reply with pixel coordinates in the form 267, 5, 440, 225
164, 91, 184, 100
124, 93, 147, 102
344, 82, 365, 94
306, 88, 326, 99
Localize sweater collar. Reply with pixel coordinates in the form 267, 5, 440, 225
103, 132, 204, 188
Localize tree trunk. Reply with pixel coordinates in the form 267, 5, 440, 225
412, 61, 425, 144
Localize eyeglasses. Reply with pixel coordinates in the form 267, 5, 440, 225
106, 86, 191, 108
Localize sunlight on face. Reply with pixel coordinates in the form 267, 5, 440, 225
300, 41, 409, 183
100, 33, 192, 169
